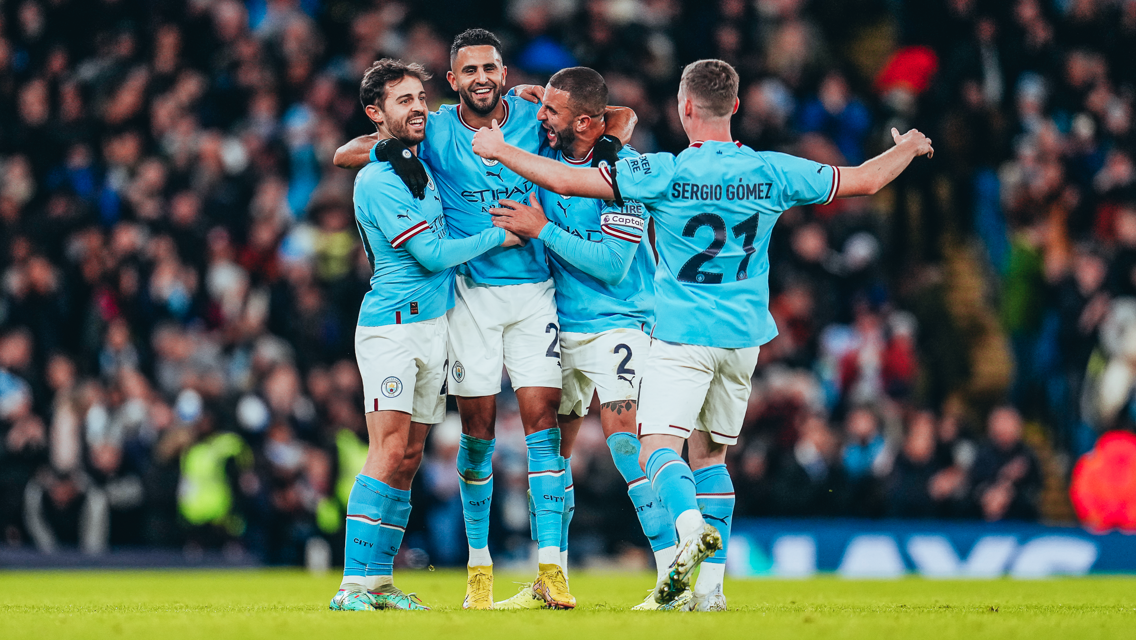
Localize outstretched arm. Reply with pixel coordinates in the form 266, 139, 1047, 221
473, 119, 615, 200
333, 133, 379, 170
837, 128, 934, 197
404, 227, 522, 272
490, 195, 638, 285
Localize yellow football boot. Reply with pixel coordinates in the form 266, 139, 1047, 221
533, 563, 575, 609
463, 565, 494, 610
494, 582, 548, 610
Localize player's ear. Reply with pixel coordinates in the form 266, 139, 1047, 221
733, 97, 740, 115
446, 70, 458, 91
365, 104, 384, 127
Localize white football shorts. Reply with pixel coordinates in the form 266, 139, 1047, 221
355, 316, 448, 424
637, 339, 761, 445
447, 275, 563, 396
559, 328, 650, 417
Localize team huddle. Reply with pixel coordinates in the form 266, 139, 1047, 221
330, 28, 933, 613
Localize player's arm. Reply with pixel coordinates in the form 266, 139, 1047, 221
472, 119, 615, 200
333, 133, 377, 169
836, 128, 933, 197
403, 226, 522, 272
490, 195, 640, 285
334, 134, 430, 199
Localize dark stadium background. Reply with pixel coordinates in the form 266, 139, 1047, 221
1, 0, 1134, 573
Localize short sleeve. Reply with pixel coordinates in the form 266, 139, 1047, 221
355, 170, 431, 248
599, 199, 648, 244
768, 152, 839, 209
600, 152, 675, 206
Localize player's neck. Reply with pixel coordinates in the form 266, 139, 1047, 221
459, 98, 507, 130
565, 129, 602, 163
685, 119, 733, 145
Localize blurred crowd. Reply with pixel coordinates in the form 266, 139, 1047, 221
3, 0, 1136, 565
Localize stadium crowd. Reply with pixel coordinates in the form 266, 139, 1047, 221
2, 0, 1133, 565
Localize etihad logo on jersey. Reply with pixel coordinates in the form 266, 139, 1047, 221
600, 213, 645, 233
462, 182, 535, 204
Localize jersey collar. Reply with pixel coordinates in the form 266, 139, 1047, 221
458, 99, 510, 132
561, 146, 594, 165
689, 140, 743, 148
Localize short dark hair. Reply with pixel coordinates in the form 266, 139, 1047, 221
679, 59, 739, 118
450, 28, 502, 65
359, 59, 431, 109
548, 67, 608, 117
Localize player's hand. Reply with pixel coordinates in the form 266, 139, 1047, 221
374, 138, 429, 199
472, 119, 507, 162
501, 230, 526, 247
592, 134, 622, 169
490, 193, 548, 239
513, 84, 545, 104
891, 127, 934, 159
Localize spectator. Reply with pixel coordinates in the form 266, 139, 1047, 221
970, 406, 1043, 521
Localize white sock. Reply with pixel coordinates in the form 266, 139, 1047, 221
694, 562, 725, 597
560, 550, 568, 576
538, 545, 561, 566
365, 575, 393, 591
675, 509, 705, 541
339, 576, 367, 590
468, 545, 493, 568
653, 545, 676, 580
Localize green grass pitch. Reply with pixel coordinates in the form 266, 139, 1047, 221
2, 570, 1133, 640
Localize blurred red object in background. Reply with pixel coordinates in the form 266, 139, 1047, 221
1070, 431, 1136, 533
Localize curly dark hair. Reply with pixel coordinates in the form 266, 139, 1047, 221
359, 59, 432, 109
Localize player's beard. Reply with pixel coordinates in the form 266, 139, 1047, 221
460, 81, 501, 116
386, 109, 427, 146
543, 121, 576, 153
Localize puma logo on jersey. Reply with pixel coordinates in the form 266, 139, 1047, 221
485, 168, 504, 181
397, 213, 411, 220
556, 201, 568, 215
618, 374, 635, 386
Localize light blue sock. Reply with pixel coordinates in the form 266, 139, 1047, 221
608, 433, 677, 552
367, 481, 411, 578
560, 457, 575, 553
343, 474, 383, 580
457, 434, 494, 550
525, 428, 565, 552
645, 447, 700, 527
694, 464, 734, 565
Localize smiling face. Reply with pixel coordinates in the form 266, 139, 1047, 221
447, 45, 506, 116
366, 75, 428, 146
537, 85, 581, 151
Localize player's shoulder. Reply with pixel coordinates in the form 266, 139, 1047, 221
505, 93, 540, 119
617, 144, 641, 160
354, 161, 409, 198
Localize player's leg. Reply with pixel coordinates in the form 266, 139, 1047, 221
553, 331, 592, 577
686, 432, 731, 612
334, 326, 418, 611
637, 340, 722, 605
502, 279, 572, 608
679, 345, 757, 612
585, 330, 678, 586
447, 277, 507, 608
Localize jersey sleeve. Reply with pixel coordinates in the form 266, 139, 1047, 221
768, 152, 839, 209
538, 199, 646, 286
403, 227, 506, 272
355, 171, 431, 248
599, 152, 675, 206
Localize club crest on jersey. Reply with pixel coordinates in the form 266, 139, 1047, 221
452, 361, 465, 383
382, 377, 403, 398
481, 156, 500, 167
426, 174, 435, 191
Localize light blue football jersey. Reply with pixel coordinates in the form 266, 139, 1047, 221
537, 145, 655, 334
605, 141, 838, 348
353, 160, 453, 327
415, 94, 549, 285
